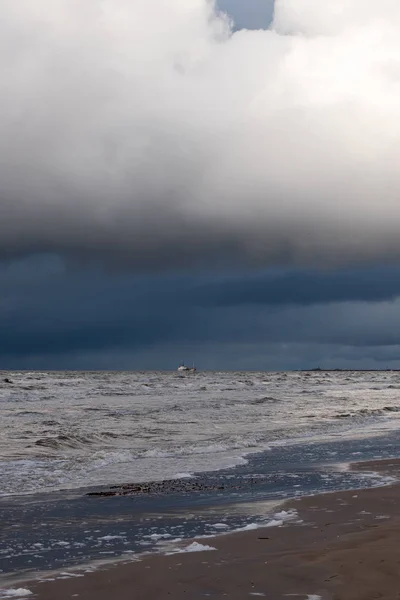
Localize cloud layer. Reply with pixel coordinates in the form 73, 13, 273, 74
2, 0, 400, 269
2, 257, 400, 370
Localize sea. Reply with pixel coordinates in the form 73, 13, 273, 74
1, 369, 400, 582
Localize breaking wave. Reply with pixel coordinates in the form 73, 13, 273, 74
3, 369, 400, 496
335, 406, 400, 419
141, 437, 264, 459
34, 431, 136, 450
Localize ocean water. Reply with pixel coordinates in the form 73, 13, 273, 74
2, 369, 400, 498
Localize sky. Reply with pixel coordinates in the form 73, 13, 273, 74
2, 0, 400, 370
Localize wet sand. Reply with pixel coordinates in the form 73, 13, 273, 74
8, 459, 400, 600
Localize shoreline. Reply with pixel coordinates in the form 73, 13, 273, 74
3, 457, 400, 599
1, 436, 397, 583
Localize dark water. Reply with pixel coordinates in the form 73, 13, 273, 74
1, 430, 399, 580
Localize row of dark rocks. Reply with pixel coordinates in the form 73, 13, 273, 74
87, 477, 258, 497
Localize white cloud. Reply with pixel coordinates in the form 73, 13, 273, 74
1, 0, 400, 268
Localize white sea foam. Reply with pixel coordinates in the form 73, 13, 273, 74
145, 533, 172, 541
263, 519, 284, 528
166, 542, 216, 555
274, 510, 300, 522
203, 509, 301, 538
236, 523, 259, 532
0, 589, 33, 598
55, 541, 70, 547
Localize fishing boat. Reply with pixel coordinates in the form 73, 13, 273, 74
177, 362, 196, 373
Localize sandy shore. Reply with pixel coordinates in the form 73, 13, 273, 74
6, 459, 400, 600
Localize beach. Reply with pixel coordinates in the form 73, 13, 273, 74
3, 458, 399, 600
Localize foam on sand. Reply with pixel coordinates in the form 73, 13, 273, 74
166, 542, 216, 555
0, 590, 33, 598
233, 509, 302, 533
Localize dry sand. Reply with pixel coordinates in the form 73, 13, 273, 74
7, 459, 400, 600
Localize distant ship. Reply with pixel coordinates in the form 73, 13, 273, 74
177, 362, 197, 373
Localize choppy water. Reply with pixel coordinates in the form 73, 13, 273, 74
2, 370, 400, 497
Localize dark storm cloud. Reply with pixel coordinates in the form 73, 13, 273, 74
188, 267, 400, 308
1, 1, 400, 270
0, 257, 182, 356
2, 257, 400, 369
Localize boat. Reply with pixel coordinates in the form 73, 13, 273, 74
177, 362, 196, 373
